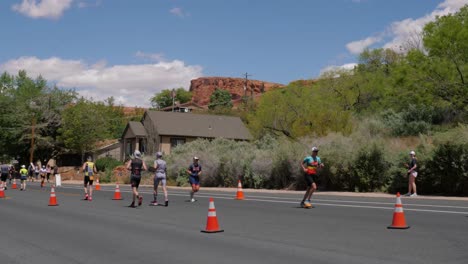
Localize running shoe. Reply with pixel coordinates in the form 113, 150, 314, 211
190, 198, 196, 202
300, 201, 305, 207
404, 193, 411, 196
150, 201, 158, 206
410, 193, 418, 197
128, 202, 136, 208
138, 196, 143, 206
88, 197, 93, 201
165, 200, 169, 207
84, 194, 89, 200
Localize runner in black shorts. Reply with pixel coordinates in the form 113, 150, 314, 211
300, 147, 324, 208
82, 157, 97, 201
1, 164, 10, 190
126, 150, 147, 208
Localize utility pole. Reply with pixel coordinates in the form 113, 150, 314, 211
243, 72, 252, 101
171, 88, 176, 112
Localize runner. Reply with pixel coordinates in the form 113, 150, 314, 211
40, 165, 47, 188
151, 152, 168, 206
19, 165, 28, 191
300, 147, 324, 208
126, 150, 147, 208
46, 165, 51, 183
187, 157, 202, 202
34, 164, 40, 182
0, 164, 10, 190
82, 156, 97, 201
28, 163, 34, 182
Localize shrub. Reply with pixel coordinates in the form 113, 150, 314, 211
381, 105, 434, 136
421, 143, 468, 196
352, 144, 390, 192
95, 157, 122, 172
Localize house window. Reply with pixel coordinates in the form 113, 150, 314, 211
170, 138, 186, 148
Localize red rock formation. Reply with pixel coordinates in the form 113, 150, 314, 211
189, 77, 284, 106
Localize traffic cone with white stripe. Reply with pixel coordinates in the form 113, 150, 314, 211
112, 183, 122, 200
12, 179, 17, 189
0, 183, 5, 198
95, 179, 101, 191
235, 180, 245, 200
48, 185, 58, 206
387, 192, 409, 229
201, 197, 224, 233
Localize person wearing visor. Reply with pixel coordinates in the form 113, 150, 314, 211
187, 156, 202, 202
300, 147, 324, 208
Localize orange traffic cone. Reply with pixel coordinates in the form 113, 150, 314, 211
12, 179, 17, 189
201, 197, 224, 233
388, 192, 409, 229
48, 185, 58, 206
95, 179, 101, 191
0, 183, 5, 198
112, 183, 122, 200
235, 180, 245, 200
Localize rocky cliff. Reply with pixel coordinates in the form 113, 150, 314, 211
189, 77, 284, 106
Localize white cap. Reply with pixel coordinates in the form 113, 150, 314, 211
21, 165, 25, 168
311, 147, 319, 152
193, 156, 199, 160
134, 150, 142, 158
409, 151, 416, 155
156, 152, 162, 157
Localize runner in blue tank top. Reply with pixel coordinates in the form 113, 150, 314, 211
187, 157, 202, 202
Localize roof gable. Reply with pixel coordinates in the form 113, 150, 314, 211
122, 121, 147, 139
145, 111, 252, 140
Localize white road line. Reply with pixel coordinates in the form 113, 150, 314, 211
58, 185, 468, 215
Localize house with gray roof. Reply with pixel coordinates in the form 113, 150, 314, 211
121, 111, 252, 160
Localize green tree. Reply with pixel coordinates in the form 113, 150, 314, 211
422, 5, 468, 115
58, 98, 109, 162
0, 71, 76, 163
208, 88, 233, 111
150, 88, 192, 109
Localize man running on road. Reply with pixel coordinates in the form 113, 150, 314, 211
300, 147, 324, 208
151, 152, 168, 206
187, 157, 202, 202
19, 165, 28, 191
126, 150, 147, 208
82, 157, 97, 201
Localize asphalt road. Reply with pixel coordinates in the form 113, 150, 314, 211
1, 183, 468, 264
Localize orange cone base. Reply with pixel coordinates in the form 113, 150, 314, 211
201, 229, 224, 233
387, 225, 410, 229
112, 198, 123, 200
48, 204, 59, 206
235, 195, 245, 200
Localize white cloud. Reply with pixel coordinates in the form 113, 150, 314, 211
320, 63, 357, 75
346, 36, 383, 55
0, 56, 204, 107
12, 0, 73, 19
346, 0, 467, 54
170, 7, 187, 18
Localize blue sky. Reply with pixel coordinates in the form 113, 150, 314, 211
0, 0, 466, 106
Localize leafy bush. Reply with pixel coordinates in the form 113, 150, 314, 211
95, 157, 122, 172
381, 105, 434, 136
420, 143, 468, 196
352, 144, 391, 192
